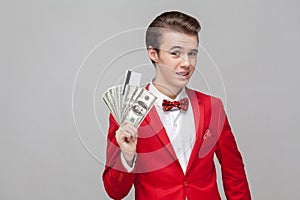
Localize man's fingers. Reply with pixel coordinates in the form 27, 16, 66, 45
119, 121, 138, 138
121, 130, 131, 137
116, 129, 136, 143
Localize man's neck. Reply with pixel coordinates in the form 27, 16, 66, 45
152, 82, 183, 100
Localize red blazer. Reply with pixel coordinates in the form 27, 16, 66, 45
102, 88, 251, 200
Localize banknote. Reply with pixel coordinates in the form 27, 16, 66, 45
102, 85, 157, 127
124, 88, 157, 127
120, 85, 138, 120
102, 90, 119, 124
121, 86, 143, 122
102, 70, 157, 127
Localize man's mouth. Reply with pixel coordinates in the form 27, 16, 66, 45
176, 71, 189, 77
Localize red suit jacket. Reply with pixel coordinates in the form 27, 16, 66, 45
102, 88, 251, 200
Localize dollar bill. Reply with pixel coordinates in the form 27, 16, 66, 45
122, 86, 144, 123
117, 85, 123, 119
124, 88, 157, 127
101, 71, 157, 127
102, 89, 120, 124
114, 85, 122, 121
121, 85, 138, 121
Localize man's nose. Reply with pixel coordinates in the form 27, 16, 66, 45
180, 54, 191, 68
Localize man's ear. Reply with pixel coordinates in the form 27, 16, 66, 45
147, 46, 158, 63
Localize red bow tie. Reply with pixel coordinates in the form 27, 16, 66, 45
162, 97, 189, 112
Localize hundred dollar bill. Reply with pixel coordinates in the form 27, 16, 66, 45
124, 88, 157, 127
108, 86, 120, 121
117, 85, 124, 119
102, 90, 119, 124
121, 86, 143, 123
120, 85, 133, 118
120, 85, 138, 121
114, 85, 122, 120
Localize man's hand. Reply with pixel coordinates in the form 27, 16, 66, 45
115, 121, 138, 167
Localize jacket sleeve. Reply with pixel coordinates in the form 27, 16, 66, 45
215, 100, 251, 200
102, 114, 135, 200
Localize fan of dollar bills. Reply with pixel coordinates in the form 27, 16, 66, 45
102, 70, 157, 128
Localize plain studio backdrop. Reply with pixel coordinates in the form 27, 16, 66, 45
1, 0, 299, 199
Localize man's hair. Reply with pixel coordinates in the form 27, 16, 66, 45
145, 11, 201, 63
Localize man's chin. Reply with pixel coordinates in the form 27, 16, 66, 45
177, 78, 189, 86
174, 82, 188, 91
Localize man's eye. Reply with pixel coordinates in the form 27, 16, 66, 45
170, 51, 180, 57
188, 51, 198, 56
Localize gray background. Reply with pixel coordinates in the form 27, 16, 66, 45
1, 0, 300, 199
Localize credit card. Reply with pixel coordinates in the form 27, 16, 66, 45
121, 70, 142, 95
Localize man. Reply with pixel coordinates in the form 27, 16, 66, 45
103, 11, 251, 199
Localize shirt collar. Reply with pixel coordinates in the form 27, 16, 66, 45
149, 82, 189, 108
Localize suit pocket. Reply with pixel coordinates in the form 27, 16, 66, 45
199, 128, 218, 158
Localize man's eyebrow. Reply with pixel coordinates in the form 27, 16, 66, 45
169, 46, 184, 50
169, 46, 198, 52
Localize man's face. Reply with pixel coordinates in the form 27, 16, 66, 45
154, 31, 198, 95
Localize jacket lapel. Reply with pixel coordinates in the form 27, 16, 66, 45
141, 107, 168, 144
185, 88, 205, 174
139, 84, 178, 161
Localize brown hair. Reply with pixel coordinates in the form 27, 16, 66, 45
145, 11, 201, 60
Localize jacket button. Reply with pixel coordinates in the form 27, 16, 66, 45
183, 181, 188, 187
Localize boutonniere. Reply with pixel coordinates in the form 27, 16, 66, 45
202, 129, 212, 140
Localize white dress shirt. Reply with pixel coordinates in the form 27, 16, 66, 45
121, 82, 196, 174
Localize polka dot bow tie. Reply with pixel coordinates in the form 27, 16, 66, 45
162, 97, 189, 112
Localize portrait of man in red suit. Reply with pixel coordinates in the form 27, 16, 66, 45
102, 11, 251, 200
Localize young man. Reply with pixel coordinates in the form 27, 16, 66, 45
103, 11, 251, 200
